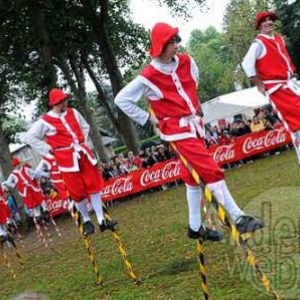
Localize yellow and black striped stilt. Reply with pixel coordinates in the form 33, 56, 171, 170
1, 241, 17, 279
102, 204, 140, 284
69, 202, 103, 285
197, 238, 209, 299
7, 234, 24, 269
170, 142, 280, 300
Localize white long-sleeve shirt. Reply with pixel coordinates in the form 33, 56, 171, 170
242, 34, 289, 78
4, 166, 47, 189
25, 108, 90, 157
241, 34, 272, 77
114, 55, 199, 125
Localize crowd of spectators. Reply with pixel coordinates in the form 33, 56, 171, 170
98, 105, 286, 180
204, 105, 282, 148
98, 144, 175, 180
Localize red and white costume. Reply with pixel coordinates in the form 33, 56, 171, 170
25, 88, 108, 227
115, 23, 245, 230
0, 185, 10, 225
115, 53, 224, 185
25, 107, 103, 202
242, 33, 300, 162
4, 164, 44, 209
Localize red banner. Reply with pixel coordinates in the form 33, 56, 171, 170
208, 126, 291, 165
46, 198, 69, 217
102, 159, 181, 201
48, 126, 291, 215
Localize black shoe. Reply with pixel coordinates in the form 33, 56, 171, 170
83, 221, 95, 236
35, 216, 44, 226
6, 234, 15, 245
188, 225, 223, 242
99, 219, 118, 232
43, 211, 51, 224
6, 223, 16, 235
0, 235, 7, 244
235, 215, 265, 235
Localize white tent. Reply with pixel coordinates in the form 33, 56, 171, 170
202, 87, 269, 124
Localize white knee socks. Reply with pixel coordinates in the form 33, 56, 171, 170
0, 224, 6, 236
89, 192, 104, 225
186, 184, 202, 231
41, 200, 48, 212
75, 200, 91, 223
32, 206, 42, 218
207, 180, 243, 222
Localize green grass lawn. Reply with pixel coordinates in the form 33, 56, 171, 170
1, 150, 300, 300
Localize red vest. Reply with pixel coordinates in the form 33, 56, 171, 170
43, 108, 85, 149
140, 53, 204, 141
12, 165, 41, 197
255, 34, 295, 81
12, 165, 43, 209
0, 200, 10, 224
42, 108, 96, 171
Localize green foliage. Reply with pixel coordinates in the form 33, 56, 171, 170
157, 0, 207, 19
222, 0, 271, 88
273, 0, 300, 71
2, 116, 28, 143
187, 26, 236, 102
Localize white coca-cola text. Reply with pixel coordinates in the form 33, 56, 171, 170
213, 144, 235, 163
46, 199, 69, 213
102, 176, 133, 197
242, 128, 287, 154
140, 161, 180, 187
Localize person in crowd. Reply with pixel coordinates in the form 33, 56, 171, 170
210, 125, 220, 140
156, 144, 168, 162
250, 116, 265, 133
204, 130, 218, 148
0, 184, 13, 242
217, 130, 234, 145
6, 190, 22, 226
242, 10, 300, 164
114, 22, 264, 240
25, 88, 117, 235
100, 162, 114, 181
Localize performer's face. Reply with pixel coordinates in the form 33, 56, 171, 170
259, 16, 274, 35
53, 99, 68, 113
160, 35, 181, 61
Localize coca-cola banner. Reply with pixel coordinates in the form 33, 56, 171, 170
102, 160, 181, 201
47, 126, 291, 215
209, 126, 291, 165
46, 197, 69, 217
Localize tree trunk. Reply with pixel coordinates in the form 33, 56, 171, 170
81, 53, 139, 153
81, 104, 109, 161
80, 0, 139, 154
58, 56, 109, 161
29, 0, 57, 91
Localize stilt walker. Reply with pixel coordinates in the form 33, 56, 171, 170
114, 22, 266, 298
36, 153, 103, 283
25, 88, 138, 283
0, 184, 24, 277
3, 157, 52, 247
170, 142, 280, 299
